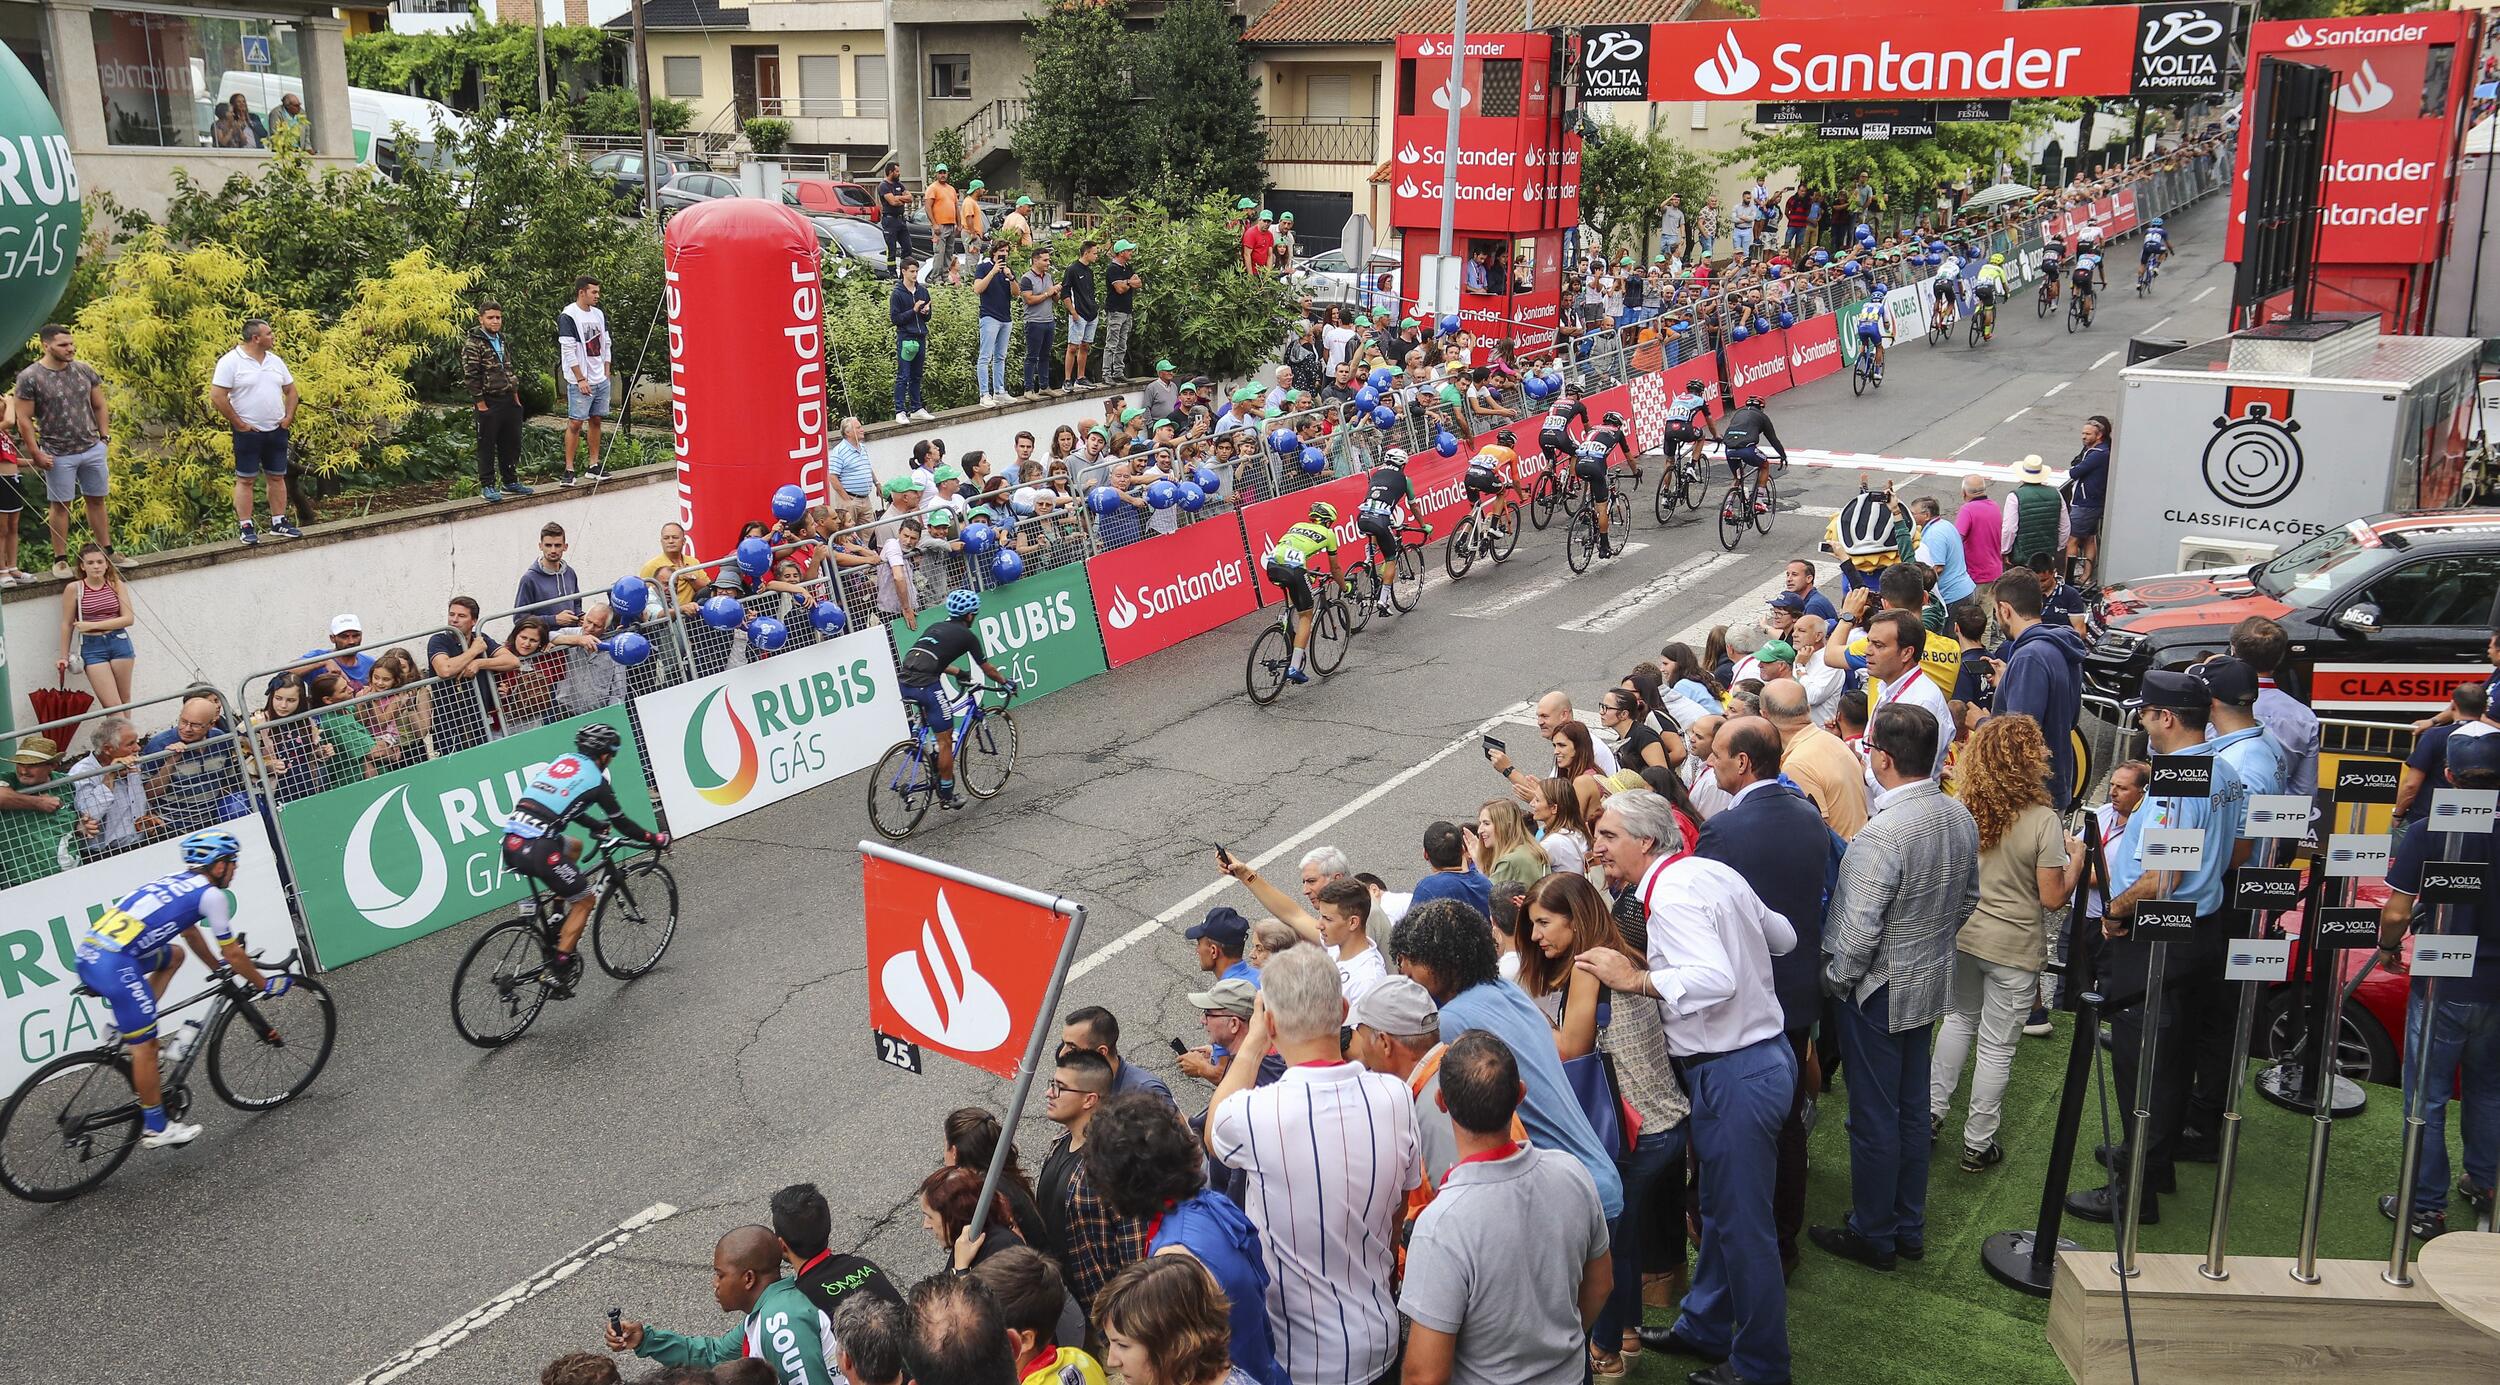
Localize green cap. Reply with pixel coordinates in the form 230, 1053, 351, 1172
1400, 317, 1418, 329
1233, 386, 1260, 402
1017, 195, 1034, 207
932, 464, 965, 485
1618, 255, 1633, 265
1388, 365, 1406, 377
1258, 210, 1274, 222
1757, 639, 1798, 663
923, 506, 956, 528
1235, 197, 1257, 210
1280, 211, 1293, 222
969, 179, 985, 191
1653, 256, 1665, 265
898, 338, 920, 362
1121, 406, 1144, 422
1262, 405, 1282, 419
1114, 239, 1138, 253
881, 475, 922, 498
1155, 358, 1175, 372
1355, 316, 1372, 328
933, 163, 949, 173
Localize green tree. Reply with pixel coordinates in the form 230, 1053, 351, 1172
1014, 0, 1141, 205
1138, 0, 1265, 205
345, 20, 612, 115
1578, 126, 1715, 263
925, 124, 969, 180
1724, 100, 2066, 233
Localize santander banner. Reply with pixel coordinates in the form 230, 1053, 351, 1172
1784, 316, 1846, 389
1240, 475, 1372, 606
1087, 519, 1263, 669
1389, 32, 1580, 234
1624, 9, 2137, 103
1724, 331, 1793, 401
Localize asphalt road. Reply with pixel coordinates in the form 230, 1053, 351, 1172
0, 196, 2236, 1385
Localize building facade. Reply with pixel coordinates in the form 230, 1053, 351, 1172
609, 0, 889, 166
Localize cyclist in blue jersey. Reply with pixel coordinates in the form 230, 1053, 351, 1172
1662, 379, 1720, 483
73, 830, 283, 1149
2138, 217, 2170, 288
500, 722, 668, 994
2071, 249, 2103, 319
1853, 297, 1893, 379
897, 589, 1010, 806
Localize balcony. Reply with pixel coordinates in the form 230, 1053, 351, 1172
754, 94, 891, 149
1264, 116, 1377, 164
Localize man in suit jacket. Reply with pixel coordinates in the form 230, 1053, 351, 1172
1813, 703, 1980, 1273
1694, 715, 1843, 1281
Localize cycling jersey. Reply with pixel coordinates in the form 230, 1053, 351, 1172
2077, 227, 2103, 249
1540, 395, 1587, 442
900, 615, 987, 687
1854, 302, 1889, 336
1266, 519, 1339, 569
2072, 253, 2102, 281
2140, 232, 2168, 261
1465, 447, 1517, 492
501, 752, 646, 843
1719, 407, 1785, 460
1976, 266, 2009, 297
1359, 464, 1413, 518
1664, 390, 1712, 425
79, 870, 235, 963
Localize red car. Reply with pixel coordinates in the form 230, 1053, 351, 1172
2263, 876, 2406, 1086
782, 177, 880, 220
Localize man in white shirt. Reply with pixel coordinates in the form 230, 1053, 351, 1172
1578, 790, 1795, 1385
1864, 609, 1953, 779
1790, 615, 1846, 727
208, 317, 301, 544
1207, 946, 1421, 1385
557, 277, 612, 484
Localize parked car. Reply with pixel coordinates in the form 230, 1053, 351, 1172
654, 169, 751, 216
819, 216, 900, 280
587, 150, 693, 208
783, 177, 881, 220
2259, 877, 2403, 1087
1289, 247, 1402, 312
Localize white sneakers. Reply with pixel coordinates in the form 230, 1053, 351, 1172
911, 409, 935, 421
895, 412, 910, 424
143, 1121, 203, 1149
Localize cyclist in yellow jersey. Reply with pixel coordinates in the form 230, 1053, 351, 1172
1262, 500, 1344, 684
1972, 255, 2011, 341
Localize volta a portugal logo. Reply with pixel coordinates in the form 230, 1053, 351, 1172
683, 686, 761, 805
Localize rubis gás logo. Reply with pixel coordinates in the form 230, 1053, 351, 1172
879, 888, 1011, 1052
683, 686, 761, 805
1693, 32, 1763, 97
344, 784, 450, 930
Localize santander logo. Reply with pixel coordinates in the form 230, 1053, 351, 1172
2284, 22, 2428, 50
2331, 60, 2393, 115
1788, 336, 1839, 370
1430, 82, 1475, 111
1111, 557, 1247, 630
1694, 32, 1763, 97
1731, 355, 1786, 389
1104, 587, 1142, 630
881, 889, 1011, 1052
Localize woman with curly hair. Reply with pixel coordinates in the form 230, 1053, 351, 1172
1095, 1255, 1252, 1385
1927, 715, 2083, 1171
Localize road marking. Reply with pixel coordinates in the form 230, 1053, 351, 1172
2089, 351, 2119, 371
1557, 551, 1745, 634
2195, 286, 2217, 302
1795, 504, 1840, 518
1667, 578, 1788, 649
1454, 543, 1650, 619
1950, 436, 1987, 457
2147, 316, 2172, 333
1782, 448, 2062, 482
353, 1203, 680, 1385
2043, 382, 2070, 398
1069, 701, 1536, 979
2002, 407, 2031, 424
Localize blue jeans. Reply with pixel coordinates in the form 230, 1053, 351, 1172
1594, 1124, 1689, 1350
1672, 1035, 1794, 1385
978, 316, 1011, 397
2403, 992, 2500, 1214
894, 339, 925, 414
1836, 984, 1934, 1254
1022, 321, 1055, 394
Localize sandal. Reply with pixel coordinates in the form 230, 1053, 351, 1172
1589, 1347, 1626, 1378
1621, 1329, 1644, 1358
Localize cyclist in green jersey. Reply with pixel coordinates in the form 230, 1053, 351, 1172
1263, 500, 1345, 684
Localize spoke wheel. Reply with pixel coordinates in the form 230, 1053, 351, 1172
0, 1052, 141, 1203
2067, 299, 2081, 333
1565, 509, 1597, 573
1529, 471, 1560, 530
593, 858, 680, 978
1851, 356, 1869, 396
1755, 474, 1778, 534
1341, 567, 1379, 633
1969, 312, 1985, 347
1717, 485, 1747, 550
1445, 516, 1479, 580
867, 740, 934, 840
1310, 601, 1350, 676
1489, 505, 1520, 561
451, 919, 553, 1048
1390, 548, 1423, 612
207, 977, 336, 1110
2038, 287, 2053, 319
961, 710, 1020, 799
1677, 461, 1707, 513
1246, 624, 1291, 704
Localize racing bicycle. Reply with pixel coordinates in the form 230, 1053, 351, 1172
1851, 344, 1880, 396
2037, 271, 2060, 318
2068, 285, 2095, 333
1345, 517, 1432, 617
2137, 252, 2165, 295
1928, 293, 1957, 346
1717, 464, 1779, 551
1446, 482, 1523, 578
451, 832, 680, 1046
1528, 455, 1583, 530
0, 949, 334, 1201
1245, 578, 1352, 704
1969, 296, 1996, 347
865, 681, 1022, 841
1653, 441, 1710, 523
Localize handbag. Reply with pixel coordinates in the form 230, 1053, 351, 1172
1559, 984, 1643, 1160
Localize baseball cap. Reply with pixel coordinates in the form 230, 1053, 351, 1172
1121, 406, 1145, 423
1156, 358, 1175, 373
923, 507, 956, 529
1400, 317, 1419, 329
1235, 197, 1257, 210
1186, 905, 1252, 947
1187, 977, 1259, 1018
10, 735, 59, 766
969, 179, 986, 191
330, 614, 362, 637
1757, 640, 1797, 664
1233, 386, 1260, 403
881, 475, 923, 497
2125, 668, 2208, 713
932, 162, 949, 174
1114, 240, 1138, 254
1769, 591, 1808, 613
931, 464, 966, 486
2191, 655, 2260, 707
1348, 977, 1438, 1035
1280, 212, 1294, 222
1258, 210, 1274, 222
1016, 196, 1034, 207
2448, 726, 2500, 776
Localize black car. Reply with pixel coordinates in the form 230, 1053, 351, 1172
2082, 510, 2500, 727
587, 150, 694, 209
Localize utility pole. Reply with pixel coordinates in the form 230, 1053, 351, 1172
1436, 0, 1470, 262
534, 0, 549, 110
631, 0, 658, 218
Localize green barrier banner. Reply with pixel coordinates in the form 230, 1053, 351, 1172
1834, 293, 1871, 365
888, 561, 1108, 704
279, 706, 653, 967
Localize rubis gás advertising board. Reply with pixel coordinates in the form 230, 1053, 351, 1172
635, 626, 906, 837
886, 562, 1109, 704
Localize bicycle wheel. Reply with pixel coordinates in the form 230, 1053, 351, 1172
592, 857, 680, 979
1529, 469, 1560, 530
2037, 286, 2052, 319
1341, 566, 1380, 632
1558, 475, 1585, 518
1444, 515, 1478, 580
1653, 467, 1678, 523
1851, 355, 1869, 396
1489, 504, 1520, 561
452, 919, 553, 1048
1565, 508, 1597, 573
1929, 315, 1948, 347
2069, 725, 2095, 807
1677, 460, 1707, 513
1717, 485, 1747, 551
206, 975, 336, 1110
0, 1051, 142, 1202
961, 709, 1020, 799
1755, 473, 1778, 534
1245, 624, 1291, 704
1969, 311, 1984, 347
1390, 548, 1423, 612
867, 740, 934, 840
2067, 298, 2081, 333
1310, 600, 1350, 676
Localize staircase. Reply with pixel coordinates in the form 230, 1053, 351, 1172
954, 98, 1029, 171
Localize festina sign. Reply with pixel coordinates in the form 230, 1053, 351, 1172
1820, 102, 1936, 141
1581, 8, 2140, 103
1756, 101, 1824, 125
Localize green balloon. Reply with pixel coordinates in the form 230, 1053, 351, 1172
0, 46, 80, 353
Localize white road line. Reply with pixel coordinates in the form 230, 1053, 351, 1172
1782, 448, 2061, 482
1069, 701, 1536, 979
2002, 407, 2031, 424
1667, 578, 1788, 649
1794, 504, 1840, 518
1557, 552, 1745, 634
1950, 436, 1986, 457
2194, 286, 2217, 302
353, 1203, 680, 1385
2147, 316, 2172, 333
2042, 382, 2070, 398
1454, 543, 1650, 619
2089, 351, 2119, 371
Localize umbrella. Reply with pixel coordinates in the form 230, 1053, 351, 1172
1956, 182, 2040, 219
28, 674, 95, 746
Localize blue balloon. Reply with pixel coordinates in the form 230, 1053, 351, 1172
809, 600, 848, 635
1086, 484, 1122, 516
735, 536, 772, 578
1854, 223, 1871, 239
605, 631, 653, 667
1354, 386, 1380, 410
960, 521, 998, 555
1767, 265, 1784, 280
770, 483, 807, 524
1368, 366, 1394, 391
1299, 445, 1328, 474
1190, 465, 1222, 496
1753, 316, 1771, 335
1523, 374, 1548, 400
1270, 428, 1298, 456
747, 616, 789, 653
1439, 314, 1461, 337
1841, 262, 1860, 277
989, 549, 1025, 584
1145, 479, 1181, 509
1777, 311, 1796, 329
606, 575, 649, 623
1371, 404, 1397, 427
1435, 431, 1459, 458
1176, 482, 1207, 513
1730, 325, 1750, 342
701, 594, 746, 630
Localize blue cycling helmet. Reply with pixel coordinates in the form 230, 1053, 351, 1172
946, 589, 981, 617
182, 830, 242, 867
2149, 217, 2164, 228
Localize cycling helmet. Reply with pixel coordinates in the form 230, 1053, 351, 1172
1990, 253, 2006, 266
946, 589, 981, 617
576, 723, 624, 759
2149, 217, 2164, 228
1603, 410, 1626, 427
180, 830, 242, 867
1495, 429, 1516, 447
1309, 500, 1339, 525
1835, 491, 1900, 557
1383, 447, 1411, 466
1684, 379, 1705, 393
1743, 395, 1765, 409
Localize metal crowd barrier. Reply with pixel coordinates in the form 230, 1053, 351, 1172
0, 683, 257, 891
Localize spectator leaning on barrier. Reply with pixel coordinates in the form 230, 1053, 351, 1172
428, 596, 517, 753
141, 691, 248, 832
550, 602, 632, 714
211, 317, 301, 546
831, 418, 875, 525
518, 521, 585, 626
558, 277, 612, 485
0, 735, 77, 886
462, 301, 533, 504
70, 715, 157, 858
12, 323, 114, 575
641, 521, 710, 619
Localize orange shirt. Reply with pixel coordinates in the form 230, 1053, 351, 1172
926, 181, 960, 231
960, 199, 986, 238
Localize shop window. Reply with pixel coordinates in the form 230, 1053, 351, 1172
92, 9, 302, 149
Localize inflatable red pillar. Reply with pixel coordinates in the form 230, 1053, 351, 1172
664, 200, 830, 559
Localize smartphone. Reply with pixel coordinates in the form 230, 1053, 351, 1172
1168, 1037, 1188, 1056
1215, 843, 1235, 868
607, 1308, 622, 1337
1482, 734, 1506, 760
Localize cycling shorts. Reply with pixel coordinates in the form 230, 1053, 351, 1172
2072, 268, 2096, 290
75, 946, 173, 1044
1725, 443, 1766, 477
1464, 462, 1505, 494
1855, 320, 1885, 339
1264, 558, 1316, 613
1357, 512, 1401, 557
1664, 420, 1704, 445
2141, 242, 2165, 262
1973, 282, 2000, 306
503, 831, 589, 902
1573, 453, 1611, 504
898, 680, 955, 733
1539, 429, 1575, 460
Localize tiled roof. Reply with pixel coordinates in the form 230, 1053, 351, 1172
1244, 0, 1725, 47
604, 0, 747, 31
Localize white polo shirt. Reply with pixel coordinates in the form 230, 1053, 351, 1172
211, 347, 293, 430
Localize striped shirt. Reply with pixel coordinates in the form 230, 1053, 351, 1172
1209, 1060, 1422, 1385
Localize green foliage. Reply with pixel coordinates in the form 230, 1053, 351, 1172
1088, 194, 1295, 383
575, 87, 692, 137
1015, 0, 1141, 205
344, 21, 611, 114
1579, 126, 1715, 262
1137, 0, 1265, 206
744, 118, 792, 155
925, 124, 969, 180
1724, 100, 2065, 232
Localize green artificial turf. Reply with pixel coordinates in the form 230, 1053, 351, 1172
1628, 1016, 2474, 1385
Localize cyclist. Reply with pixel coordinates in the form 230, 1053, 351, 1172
1577, 409, 1636, 560
1662, 379, 1719, 481
896, 589, 1011, 805
2076, 221, 2107, 287
1262, 500, 1345, 685
73, 830, 285, 1150
2038, 236, 2065, 308
1719, 395, 1789, 516
2139, 216, 2170, 287
2071, 244, 2103, 321
1972, 254, 2011, 341
1537, 375, 1589, 476
1930, 253, 1962, 330
1464, 429, 1522, 526
499, 723, 669, 994
1357, 447, 1416, 616
1852, 296, 1893, 380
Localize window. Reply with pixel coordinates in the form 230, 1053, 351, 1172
929, 54, 972, 100
1307, 74, 1352, 119
2355, 553, 2500, 629
799, 55, 843, 114
855, 54, 888, 117
92, 9, 303, 149
663, 56, 703, 100
1, 3, 47, 98
1480, 59, 1520, 119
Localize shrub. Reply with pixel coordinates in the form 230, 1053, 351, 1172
744, 118, 792, 155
